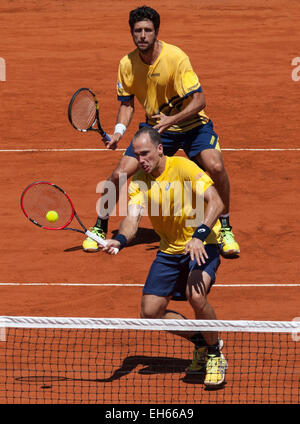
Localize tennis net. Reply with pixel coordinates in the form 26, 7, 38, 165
0, 316, 299, 404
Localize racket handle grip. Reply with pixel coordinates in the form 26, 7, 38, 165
103, 132, 111, 141
85, 230, 119, 255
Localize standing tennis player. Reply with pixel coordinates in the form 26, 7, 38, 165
83, 5, 239, 257
102, 127, 227, 387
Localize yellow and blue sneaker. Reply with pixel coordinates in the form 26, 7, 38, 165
186, 339, 224, 374
185, 346, 208, 373
204, 353, 227, 387
82, 227, 106, 252
221, 226, 240, 256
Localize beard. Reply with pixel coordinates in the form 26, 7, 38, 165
136, 37, 157, 53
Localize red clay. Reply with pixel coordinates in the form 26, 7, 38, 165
0, 0, 299, 404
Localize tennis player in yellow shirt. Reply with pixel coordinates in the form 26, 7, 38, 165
83, 5, 239, 257
102, 126, 227, 387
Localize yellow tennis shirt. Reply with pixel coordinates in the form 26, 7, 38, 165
128, 156, 221, 254
117, 41, 210, 132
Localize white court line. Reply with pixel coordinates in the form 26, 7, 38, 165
0, 283, 299, 287
223, 148, 300, 151
0, 148, 300, 152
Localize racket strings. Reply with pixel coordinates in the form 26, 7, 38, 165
71, 91, 97, 130
21, 184, 73, 229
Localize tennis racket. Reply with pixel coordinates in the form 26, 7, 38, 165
68, 87, 111, 141
20, 181, 118, 254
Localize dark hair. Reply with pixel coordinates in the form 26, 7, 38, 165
133, 126, 162, 146
129, 6, 160, 33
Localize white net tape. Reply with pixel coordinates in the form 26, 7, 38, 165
0, 316, 299, 333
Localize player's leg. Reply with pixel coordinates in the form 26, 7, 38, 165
186, 268, 218, 344
187, 271, 227, 386
140, 294, 171, 319
141, 250, 187, 320
185, 245, 227, 385
196, 148, 230, 216
82, 153, 139, 252
196, 148, 240, 256
185, 122, 240, 256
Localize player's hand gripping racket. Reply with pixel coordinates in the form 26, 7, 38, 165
20, 181, 118, 254
68, 87, 110, 141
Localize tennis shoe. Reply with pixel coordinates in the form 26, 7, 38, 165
220, 226, 240, 256
185, 346, 208, 373
186, 339, 224, 374
82, 226, 106, 252
204, 353, 227, 387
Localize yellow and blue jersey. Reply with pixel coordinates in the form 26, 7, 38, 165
128, 156, 221, 254
117, 41, 210, 132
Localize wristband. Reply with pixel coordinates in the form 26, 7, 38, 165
192, 224, 211, 242
114, 233, 127, 250
114, 123, 127, 136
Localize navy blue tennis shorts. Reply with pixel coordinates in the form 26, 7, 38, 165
124, 121, 219, 159
143, 244, 221, 301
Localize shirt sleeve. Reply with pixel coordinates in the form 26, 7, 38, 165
174, 56, 202, 98
181, 159, 213, 195
117, 61, 134, 101
194, 171, 213, 197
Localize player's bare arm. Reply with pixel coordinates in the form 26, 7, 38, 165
185, 185, 224, 265
152, 91, 206, 133
102, 204, 142, 254
105, 98, 135, 150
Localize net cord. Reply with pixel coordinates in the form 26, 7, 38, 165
0, 316, 299, 333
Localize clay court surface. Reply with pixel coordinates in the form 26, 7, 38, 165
0, 0, 299, 404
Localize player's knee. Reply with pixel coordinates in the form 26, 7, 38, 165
141, 299, 164, 319
140, 308, 161, 319
188, 291, 207, 312
206, 159, 225, 177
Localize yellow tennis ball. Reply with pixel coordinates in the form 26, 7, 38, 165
46, 210, 58, 222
